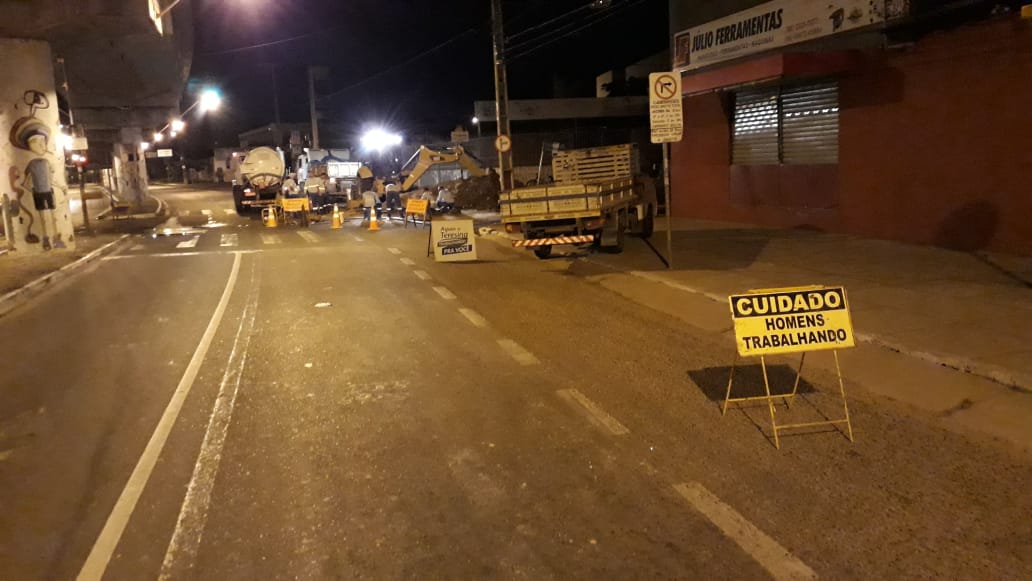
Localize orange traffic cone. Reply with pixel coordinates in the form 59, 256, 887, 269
331, 204, 342, 229
262, 206, 277, 228
368, 207, 380, 231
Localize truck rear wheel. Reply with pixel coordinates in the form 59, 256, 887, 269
533, 245, 552, 259
639, 205, 654, 239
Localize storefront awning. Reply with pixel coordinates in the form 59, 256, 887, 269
681, 51, 865, 96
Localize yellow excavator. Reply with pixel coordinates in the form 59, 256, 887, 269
400, 145, 487, 191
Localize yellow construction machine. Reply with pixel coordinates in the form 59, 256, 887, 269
400, 145, 486, 191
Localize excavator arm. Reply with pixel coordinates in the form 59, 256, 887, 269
401, 145, 487, 191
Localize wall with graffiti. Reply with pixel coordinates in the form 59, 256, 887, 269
0, 38, 74, 253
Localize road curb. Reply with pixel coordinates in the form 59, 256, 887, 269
622, 269, 1032, 394
0, 234, 131, 319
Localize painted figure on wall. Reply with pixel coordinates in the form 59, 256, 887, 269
9, 90, 67, 250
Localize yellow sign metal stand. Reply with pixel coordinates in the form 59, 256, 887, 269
723, 285, 856, 449
722, 351, 853, 449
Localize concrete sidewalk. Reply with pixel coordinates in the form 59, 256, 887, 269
612, 218, 1032, 393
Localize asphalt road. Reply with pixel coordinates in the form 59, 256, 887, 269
1, 185, 1029, 580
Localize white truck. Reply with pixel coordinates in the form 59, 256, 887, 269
295, 149, 361, 207
231, 146, 287, 213
500, 143, 657, 258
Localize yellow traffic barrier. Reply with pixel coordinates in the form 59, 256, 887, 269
261, 206, 277, 228
368, 207, 380, 231
331, 204, 342, 229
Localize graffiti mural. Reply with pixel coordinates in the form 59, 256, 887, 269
0, 38, 75, 254
8, 90, 67, 249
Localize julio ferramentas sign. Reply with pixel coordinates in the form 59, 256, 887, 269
673, 0, 885, 72
431, 218, 478, 262
729, 286, 855, 356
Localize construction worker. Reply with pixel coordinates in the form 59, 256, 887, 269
361, 190, 379, 222
383, 179, 402, 219
435, 185, 455, 213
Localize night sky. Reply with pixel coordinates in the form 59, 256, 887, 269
185, 0, 668, 155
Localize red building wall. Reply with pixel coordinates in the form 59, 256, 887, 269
671, 16, 1032, 254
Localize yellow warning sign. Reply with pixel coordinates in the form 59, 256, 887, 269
729, 286, 855, 356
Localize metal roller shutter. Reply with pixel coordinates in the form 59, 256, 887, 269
781, 83, 839, 164
732, 88, 780, 165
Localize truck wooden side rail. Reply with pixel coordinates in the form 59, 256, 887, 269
500, 144, 656, 259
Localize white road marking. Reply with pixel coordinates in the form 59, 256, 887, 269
130, 244, 144, 251
178, 210, 191, 217
297, 230, 320, 244
387, 247, 402, 255
220, 233, 238, 247
556, 389, 630, 435
77, 253, 243, 581
458, 307, 488, 328
201, 209, 213, 216
353, 235, 365, 242
223, 208, 236, 216
176, 236, 199, 249
497, 339, 539, 366
261, 234, 281, 245
433, 286, 457, 300
414, 270, 432, 281
672, 482, 818, 581
400, 257, 415, 266
103, 250, 260, 260
159, 259, 260, 580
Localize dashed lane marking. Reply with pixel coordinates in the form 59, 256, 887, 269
219, 234, 238, 247
201, 209, 213, 216
297, 231, 320, 244
497, 339, 539, 366
458, 307, 488, 328
414, 270, 431, 281
176, 236, 199, 249
433, 286, 457, 300
388, 247, 402, 255
130, 244, 145, 251
103, 250, 260, 260
672, 482, 818, 581
260, 234, 281, 245
400, 257, 415, 266
556, 389, 630, 435
223, 208, 235, 216
178, 210, 191, 217
353, 235, 365, 242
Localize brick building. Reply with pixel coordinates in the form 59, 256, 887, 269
669, 1, 1032, 254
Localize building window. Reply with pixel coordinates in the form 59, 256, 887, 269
732, 81, 839, 165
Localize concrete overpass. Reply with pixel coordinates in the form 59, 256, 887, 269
0, 0, 193, 254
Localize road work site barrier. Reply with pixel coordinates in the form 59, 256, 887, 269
723, 285, 856, 449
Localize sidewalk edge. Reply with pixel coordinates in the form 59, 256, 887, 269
624, 269, 1032, 394
0, 234, 131, 319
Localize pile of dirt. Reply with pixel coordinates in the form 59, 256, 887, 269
452, 174, 500, 210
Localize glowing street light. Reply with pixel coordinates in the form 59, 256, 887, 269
141, 142, 150, 151
199, 89, 221, 112
361, 129, 402, 152
170, 131, 178, 138
154, 132, 164, 143
171, 119, 186, 132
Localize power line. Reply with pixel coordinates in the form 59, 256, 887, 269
506, 0, 630, 56
200, 25, 347, 56
505, 1, 598, 43
318, 29, 479, 102
507, 0, 648, 61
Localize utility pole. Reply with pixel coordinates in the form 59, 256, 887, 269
307, 66, 324, 149
490, 0, 513, 190
58, 56, 91, 235
269, 64, 281, 124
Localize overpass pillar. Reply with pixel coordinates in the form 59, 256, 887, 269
0, 38, 75, 253
112, 128, 148, 206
